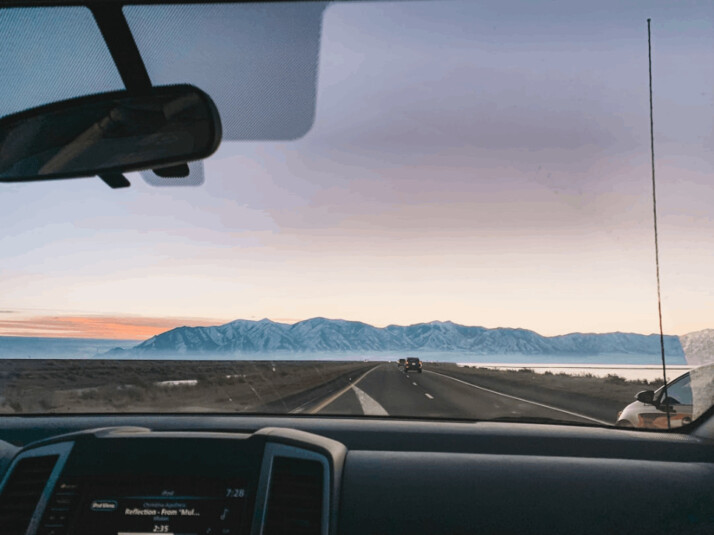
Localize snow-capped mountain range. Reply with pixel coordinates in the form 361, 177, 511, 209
115, 317, 692, 359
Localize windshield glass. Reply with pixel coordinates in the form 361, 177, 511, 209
1, 0, 713, 428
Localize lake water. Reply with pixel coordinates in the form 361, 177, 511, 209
0, 336, 134, 359
457, 363, 693, 382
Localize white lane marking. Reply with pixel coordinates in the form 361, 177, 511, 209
425, 370, 610, 425
425, 393, 434, 400
305, 364, 381, 414
289, 393, 324, 414
352, 385, 389, 416
412, 382, 418, 386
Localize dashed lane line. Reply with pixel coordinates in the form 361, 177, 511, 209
424, 370, 610, 425
425, 393, 434, 400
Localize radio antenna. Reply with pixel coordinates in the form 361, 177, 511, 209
647, 19, 670, 429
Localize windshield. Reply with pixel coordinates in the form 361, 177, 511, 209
1, 0, 713, 428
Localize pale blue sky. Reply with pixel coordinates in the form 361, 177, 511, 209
0, 1, 712, 338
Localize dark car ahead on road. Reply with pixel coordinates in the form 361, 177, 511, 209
398, 358, 406, 368
405, 357, 422, 373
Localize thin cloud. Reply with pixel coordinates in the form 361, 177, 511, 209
0, 315, 228, 340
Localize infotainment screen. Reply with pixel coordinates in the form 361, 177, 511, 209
75, 478, 248, 535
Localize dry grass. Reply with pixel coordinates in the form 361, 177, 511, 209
428, 363, 664, 405
0, 359, 371, 414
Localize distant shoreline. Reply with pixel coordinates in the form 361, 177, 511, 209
458, 363, 693, 382
0, 335, 694, 366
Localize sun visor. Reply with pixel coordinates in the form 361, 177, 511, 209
124, 2, 327, 142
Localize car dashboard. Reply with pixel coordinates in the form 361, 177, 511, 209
0, 415, 713, 535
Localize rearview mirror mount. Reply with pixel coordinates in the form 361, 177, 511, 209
0, 84, 221, 187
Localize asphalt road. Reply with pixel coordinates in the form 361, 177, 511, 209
311, 363, 610, 425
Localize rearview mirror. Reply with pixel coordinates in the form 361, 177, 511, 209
636, 390, 655, 404
0, 84, 221, 183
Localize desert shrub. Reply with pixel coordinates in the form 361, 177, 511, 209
98, 390, 119, 406
79, 389, 98, 401
131, 378, 150, 389
605, 374, 626, 385
124, 387, 146, 402
38, 396, 55, 411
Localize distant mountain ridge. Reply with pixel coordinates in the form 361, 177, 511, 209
121, 317, 687, 358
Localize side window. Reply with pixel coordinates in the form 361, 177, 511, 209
662, 375, 693, 406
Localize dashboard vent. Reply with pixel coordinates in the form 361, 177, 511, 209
0, 455, 58, 535
263, 456, 324, 535
39, 479, 81, 535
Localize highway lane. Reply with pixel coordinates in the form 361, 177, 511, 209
316, 363, 609, 424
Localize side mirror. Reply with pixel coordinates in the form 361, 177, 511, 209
0, 84, 221, 183
636, 390, 655, 404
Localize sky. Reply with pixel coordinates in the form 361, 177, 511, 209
0, 0, 712, 340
